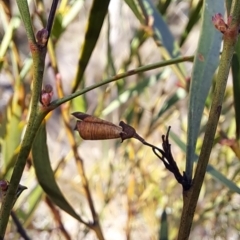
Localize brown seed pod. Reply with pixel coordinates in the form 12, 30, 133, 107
73, 112, 123, 140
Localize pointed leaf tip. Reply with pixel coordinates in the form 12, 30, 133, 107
71, 112, 90, 120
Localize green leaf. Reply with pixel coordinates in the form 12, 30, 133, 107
170, 130, 240, 194
71, 0, 111, 92
32, 122, 84, 222
232, 45, 240, 140
186, 0, 224, 179
158, 209, 168, 240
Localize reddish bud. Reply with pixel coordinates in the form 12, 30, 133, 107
36, 28, 49, 47
212, 13, 228, 33
0, 180, 8, 192
40, 84, 53, 107
44, 84, 53, 93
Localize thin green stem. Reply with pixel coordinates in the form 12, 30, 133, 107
178, 1, 240, 239
0, 1, 48, 237
50, 55, 194, 109
0, 113, 46, 238
16, 0, 36, 43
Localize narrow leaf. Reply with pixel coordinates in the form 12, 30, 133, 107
158, 209, 168, 240
186, 0, 224, 179
72, 0, 111, 92
32, 122, 84, 222
232, 42, 240, 140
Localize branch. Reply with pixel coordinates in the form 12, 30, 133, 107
0, 0, 58, 237
178, 1, 240, 239
48, 55, 194, 110
11, 211, 31, 240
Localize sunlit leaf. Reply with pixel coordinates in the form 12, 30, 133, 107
186, 0, 224, 179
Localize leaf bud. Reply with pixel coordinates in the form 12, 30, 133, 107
40, 84, 53, 107
36, 28, 49, 47
212, 13, 228, 33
